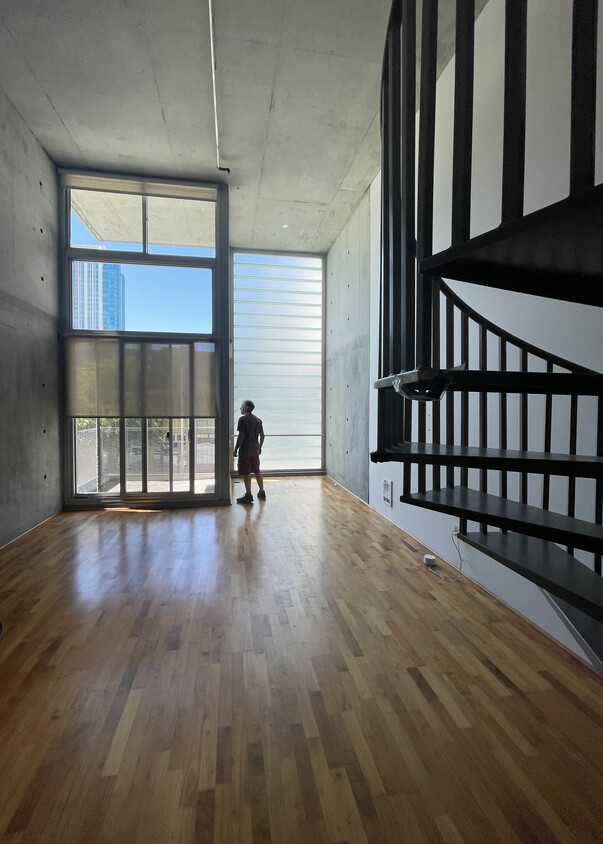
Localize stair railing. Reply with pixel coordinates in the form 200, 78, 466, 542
407, 278, 602, 577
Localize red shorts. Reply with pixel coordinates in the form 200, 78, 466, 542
238, 451, 260, 475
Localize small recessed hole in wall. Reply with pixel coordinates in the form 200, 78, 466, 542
43, 429, 46, 434
40, 228, 43, 234
41, 276, 44, 282
44, 474, 47, 479
39, 181, 43, 188
42, 383, 45, 388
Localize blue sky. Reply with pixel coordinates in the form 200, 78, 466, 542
71, 213, 213, 334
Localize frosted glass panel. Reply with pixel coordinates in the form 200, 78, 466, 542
233, 253, 323, 468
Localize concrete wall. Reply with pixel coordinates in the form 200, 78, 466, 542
0, 87, 61, 548
325, 192, 371, 500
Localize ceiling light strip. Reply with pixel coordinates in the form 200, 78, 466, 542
208, 0, 230, 174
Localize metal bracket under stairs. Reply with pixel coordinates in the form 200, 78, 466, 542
370, 443, 603, 479
374, 368, 603, 401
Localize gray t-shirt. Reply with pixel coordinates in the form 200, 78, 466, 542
237, 413, 263, 453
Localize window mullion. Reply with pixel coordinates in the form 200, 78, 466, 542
142, 195, 148, 253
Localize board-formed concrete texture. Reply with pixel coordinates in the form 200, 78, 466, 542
0, 88, 61, 548
325, 192, 370, 501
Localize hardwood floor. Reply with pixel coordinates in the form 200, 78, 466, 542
1, 476, 602, 843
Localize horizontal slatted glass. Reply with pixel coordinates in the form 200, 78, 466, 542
233, 253, 324, 471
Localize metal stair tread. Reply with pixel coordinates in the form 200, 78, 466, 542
400, 488, 603, 553
460, 531, 603, 622
371, 443, 603, 478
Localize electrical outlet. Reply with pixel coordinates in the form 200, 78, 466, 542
383, 479, 392, 506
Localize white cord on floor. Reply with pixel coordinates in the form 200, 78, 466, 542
427, 527, 465, 583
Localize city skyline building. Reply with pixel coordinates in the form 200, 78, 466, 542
73, 260, 125, 330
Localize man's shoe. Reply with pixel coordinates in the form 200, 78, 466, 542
257, 490, 266, 501
237, 493, 254, 505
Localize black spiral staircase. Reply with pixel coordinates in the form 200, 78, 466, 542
372, 0, 603, 660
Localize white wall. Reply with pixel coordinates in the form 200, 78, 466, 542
366, 0, 602, 667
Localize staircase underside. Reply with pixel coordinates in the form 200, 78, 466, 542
459, 531, 603, 623
419, 184, 603, 307
401, 488, 603, 554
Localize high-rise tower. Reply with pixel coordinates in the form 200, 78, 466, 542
72, 261, 125, 330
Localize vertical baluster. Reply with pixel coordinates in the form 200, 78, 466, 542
417, 0, 437, 264
500, 338, 508, 533
451, 0, 475, 244
501, 0, 527, 222
383, 6, 402, 376
389, 386, 397, 454
377, 388, 389, 453
479, 325, 488, 532
401, 0, 416, 373
570, 0, 598, 194
542, 361, 553, 512
416, 0, 437, 498
460, 312, 469, 490
387, 23, 402, 375
446, 296, 455, 488
596, 395, 602, 575
520, 349, 528, 504
459, 309, 469, 536
418, 406, 426, 493
417, 0, 438, 368
379, 60, 388, 380
432, 278, 441, 491
567, 393, 578, 554
403, 397, 412, 497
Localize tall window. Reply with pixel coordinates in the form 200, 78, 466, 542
61, 172, 229, 504
232, 252, 324, 471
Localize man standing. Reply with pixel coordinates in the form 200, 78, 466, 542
233, 400, 266, 504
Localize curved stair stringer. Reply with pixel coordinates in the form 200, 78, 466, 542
372, 279, 603, 662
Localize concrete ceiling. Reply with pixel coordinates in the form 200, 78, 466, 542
0, 0, 487, 254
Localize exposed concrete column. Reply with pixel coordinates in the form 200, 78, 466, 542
325, 191, 371, 501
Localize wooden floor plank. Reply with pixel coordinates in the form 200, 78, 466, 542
1, 476, 602, 843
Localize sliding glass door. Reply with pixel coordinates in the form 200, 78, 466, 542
61, 172, 229, 506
